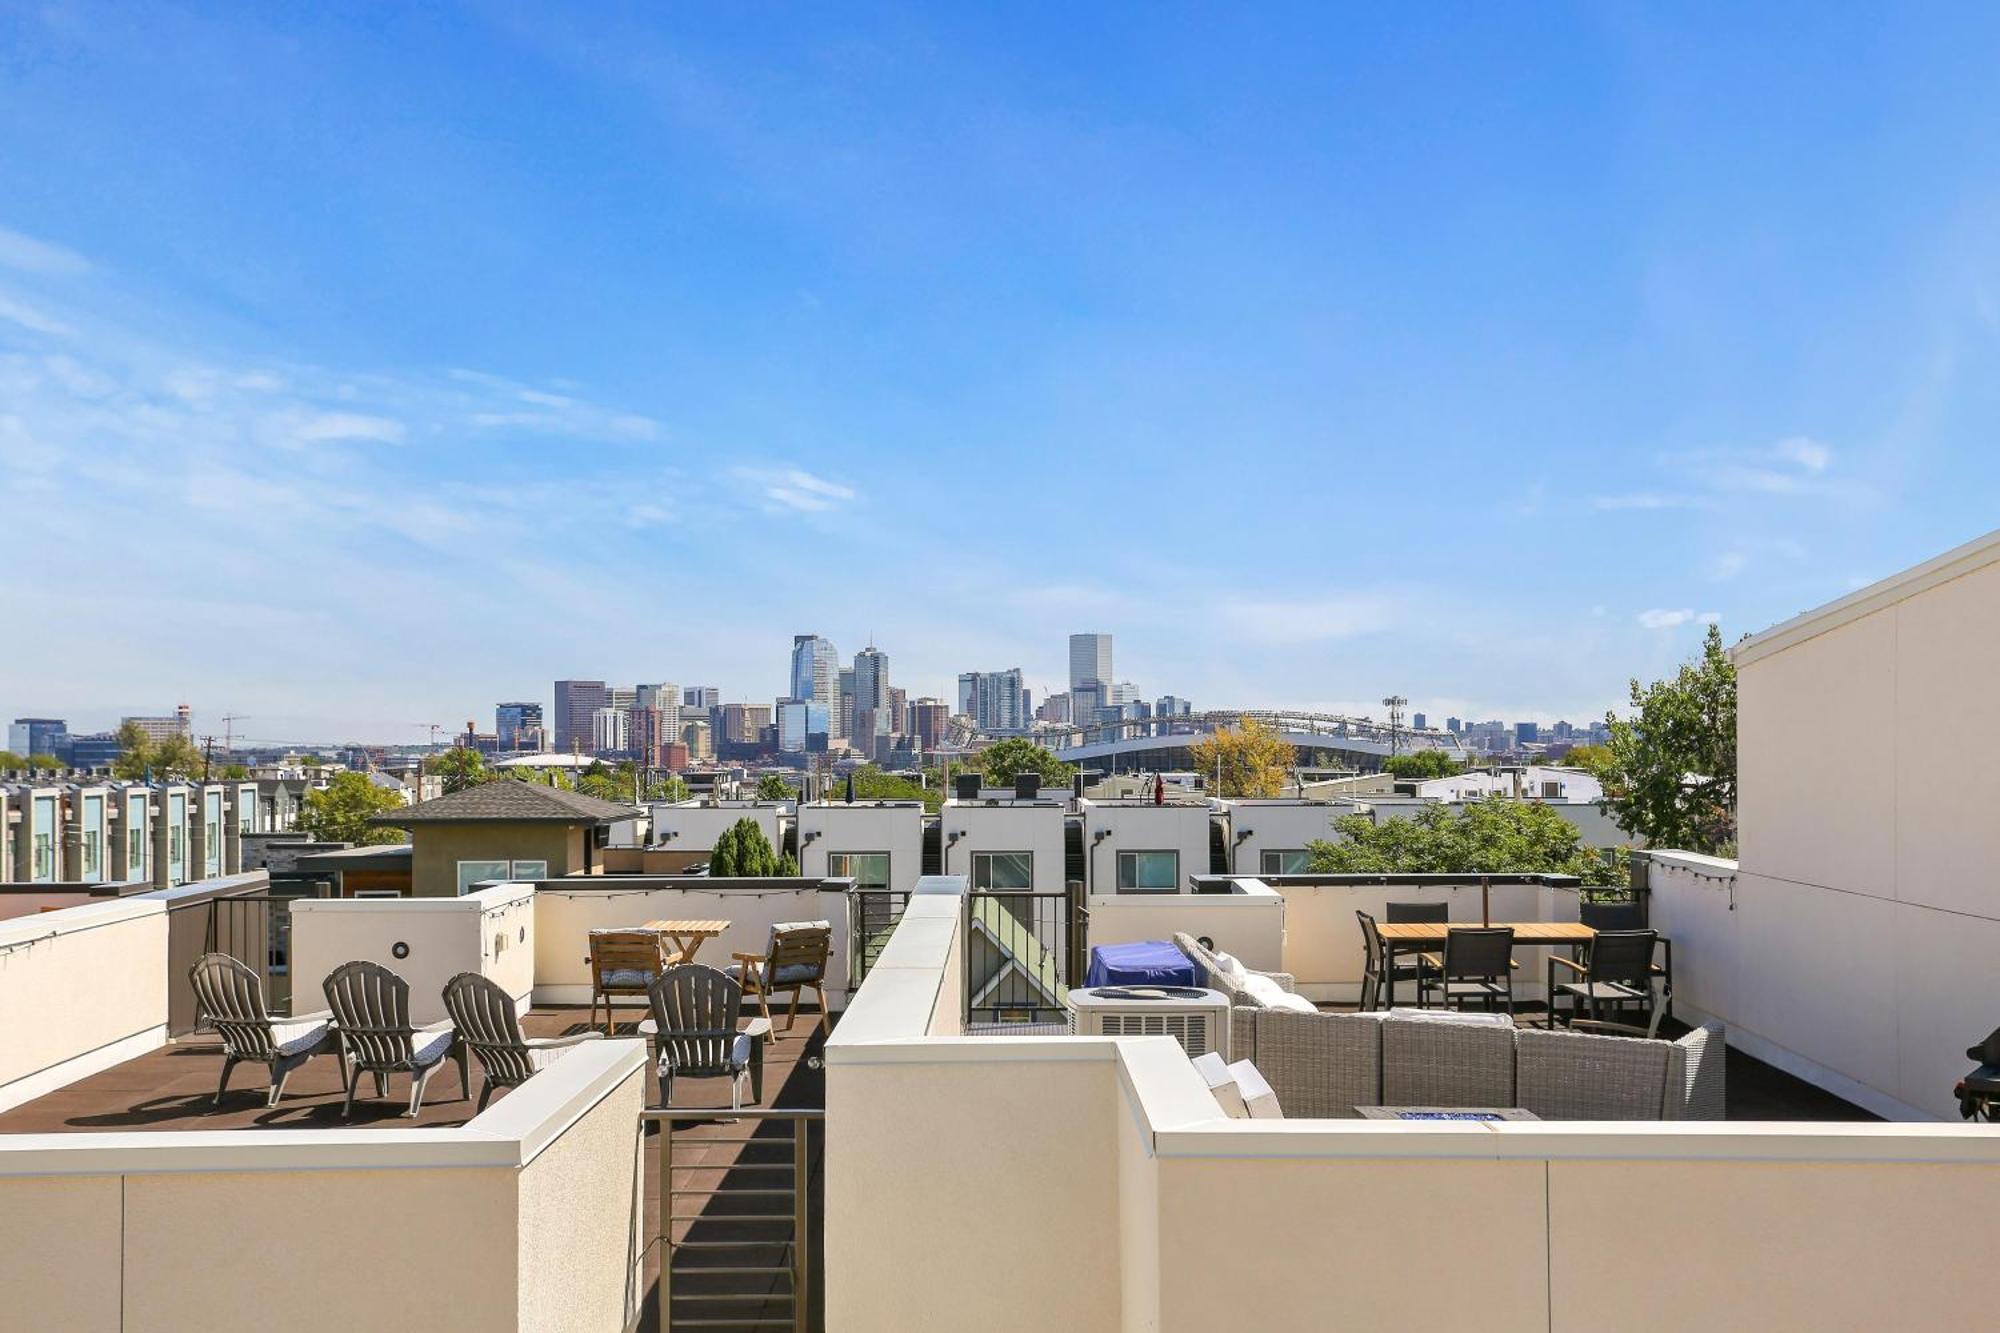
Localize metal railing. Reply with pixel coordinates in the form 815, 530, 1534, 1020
846, 888, 911, 990
963, 885, 1088, 1029
644, 1108, 822, 1332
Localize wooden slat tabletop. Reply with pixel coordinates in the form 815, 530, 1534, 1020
1374, 921, 1596, 947
642, 919, 732, 935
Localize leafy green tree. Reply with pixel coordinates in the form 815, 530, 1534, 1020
220, 763, 251, 780
650, 773, 691, 803
296, 771, 407, 846
0, 750, 26, 771
1188, 716, 1292, 797
1558, 744, 1615, 783
755, 773, 796, 801
430, 746, 492, 795
1383, 750, 1463, 779
26, 753, 63, 772
110, 720, 156, 779
151, 733, 205, 780
974, 738, 1074, 788
1601, 624, 1737, 853
1305, 800, 1622, 885
840, 765, 943, 812
707, 816, 786, 876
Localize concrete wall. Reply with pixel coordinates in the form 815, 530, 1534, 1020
647, 801, 785, 854
797, 801, 925, 895
410, 822, 580, 898
940, 800, 1068, 893
0, 1039, 647, 1333
1078, 801, 1212, 893
827, 876, 2000, 1332
1086, 881, 1287, 974
290, 884, 536, 1025
531, 880, 853, 1007
0, 897, 167, 1113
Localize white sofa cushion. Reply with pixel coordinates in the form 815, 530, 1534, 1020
1240, 973, 1288, 1008
1211, 951, 1248, 982
1228, 1059, 1284, 1119
1261, 991, 1317, 1015
1191, 1051, 1249, 1118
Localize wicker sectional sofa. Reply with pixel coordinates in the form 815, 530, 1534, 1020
1172, 932, 1725, 1121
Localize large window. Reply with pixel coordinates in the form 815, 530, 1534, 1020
456, 858, 549, 895
1259, 848, 1312, 875
1116, 850, 1179, 893
204, 792, 223, 877
971, 851, 1033, 890
81, 797, 103, 881
126, 795, 147, 876
31, 797, 56, 881
828, 851, 891, 890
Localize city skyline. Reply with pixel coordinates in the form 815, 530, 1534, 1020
7, 7, 1999, 738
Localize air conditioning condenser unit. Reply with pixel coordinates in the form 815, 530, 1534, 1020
1067, 985, 1229, 1060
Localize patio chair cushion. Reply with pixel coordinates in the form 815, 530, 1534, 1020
271, 1019, 331, 1058
725, 961, 822, 987
1210, 951, 1248, 982
412, 1027, 455, 1068
600, 969, 657, 988
767, 919, 833, 946
1261, 990, 1317, 1015
1191, 1051, 1249, 1118
1240, 973, 1287, 1008
1229, 1059, 1284, 1119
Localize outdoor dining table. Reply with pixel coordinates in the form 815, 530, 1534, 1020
1373, 921, 1598, 1009
643, 918, 731, 966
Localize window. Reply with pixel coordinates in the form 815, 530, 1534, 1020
1541, 781, 1563, 799
1259, 849, 1312, 875
127, 796, 147, 874
31, 831, 53, 881
456, 859, 546, 895
971, 851, 1033, 890
204, 793, 223, 875
828, 851, 891, 890
1116, 850, 1179, 893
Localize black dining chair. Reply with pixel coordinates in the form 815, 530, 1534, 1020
1384, 901, 1451, 924
1419, 927, 1517, 1015
1356, 910, 1437, 1011
1546, 929, 1658, 1030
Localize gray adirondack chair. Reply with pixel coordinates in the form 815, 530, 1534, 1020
639, 964, 769, 1109
188, 952, 333, 1107
441, 972, 603, 1111
322, 960, 467, 1118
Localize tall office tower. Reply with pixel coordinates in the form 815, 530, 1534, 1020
683, 686, 719, 711
495, 702, 543, 750
1514, 722, 1540, 745
837, 667, 856, 741
961, 668, 1027, 734
627, 707, 669, 766
1447, 717, 1462, 734
776, 699, 810, 754
909, 698, 949, 752
1069, 633, 1113, 692
591, 706, 630, 755
1154, 696, 1193, 719
680, 719, 712, 762
1037, 693, 1072, 725
123, 709, 192, 744
635, 683, 679, 732
956, 673, 977, 718
790, 635, 838, 724
553, 680, 608, 754
853, 645, 890, 736
1412, 712, 1428, 731
607, 686, 637, 712
886, 686, 908, 734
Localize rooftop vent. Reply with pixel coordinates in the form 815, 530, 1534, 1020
954, 773, 981, 801
1014, 773, 1041, 801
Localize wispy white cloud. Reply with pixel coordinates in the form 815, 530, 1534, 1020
1636, 608, 1720, 630
1706, 551, 1747, 581
0, 226, 91, 276
0, 292, 73, 337
289, 411, 407, 444
736, 466, 859, 514
1590, 491, 1699, 511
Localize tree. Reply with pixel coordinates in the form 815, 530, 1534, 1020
110, 720, 155, 779
26, 753, 62, 772
651, 773, 691, 803
841, 765, 943, 812
1383, 750, 1462, 780
1305, 800, 1622, 885
755, 773, 796, 801
1559, 744, 1615, 783
975, 738, 1073, 788
1188, 715, 1293, 798
708, 816, 787, 876
430, 746, 492, 795
220, 763, 251, 780
0, 750, 25, 772
296, 771, 408, 846
1600, 623, 1738, 853
151, 734, 205, 780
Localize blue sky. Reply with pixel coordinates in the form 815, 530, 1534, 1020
3, 3, 1999, 742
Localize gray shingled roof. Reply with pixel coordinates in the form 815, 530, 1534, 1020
370, 780, 638, 826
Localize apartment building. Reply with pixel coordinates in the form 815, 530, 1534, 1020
1217, 798, 1343, 874
940, 774, 1068, 892
1076, 796, 1212, 893
797, 799, 924, 895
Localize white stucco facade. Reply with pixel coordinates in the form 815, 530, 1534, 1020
1077, 800, 1212, 894
647, 799, 787, 855
940, 798, 1068, 894
1215, 799, 1344, 874
797, 801, 926, 895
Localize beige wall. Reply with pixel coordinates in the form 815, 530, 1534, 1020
410, 822, 582, 898
532, 882, 852, 1005
940, 801, 1068, 892
0, 1040, 647, 1332
1086, 884, 1286, 974
290, 884, 537, 1026
1079, 802, 1213, 894
0, 898, 167, 1112
1656, 535, 2000, 1120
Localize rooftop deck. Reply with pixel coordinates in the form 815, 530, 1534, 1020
0, 1003, 829, 1331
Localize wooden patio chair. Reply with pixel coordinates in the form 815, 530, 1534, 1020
586, 929, 673, 1035
322, 960, 467, 1118
727, 920, 833, 1037
441, 972, 603, 1112
188, 952, 333, 1107
638, 964, 771, 1108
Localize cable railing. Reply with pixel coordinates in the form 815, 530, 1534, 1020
962, 886, 1088, 1031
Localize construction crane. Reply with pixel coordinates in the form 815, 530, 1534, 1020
219, 714, 249, 752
